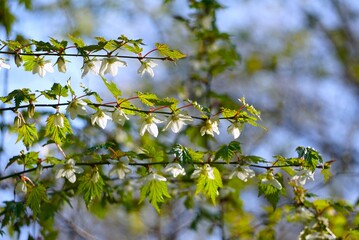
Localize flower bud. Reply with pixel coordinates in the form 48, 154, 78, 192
28, 104, 35, 118
56, 56, 66, 73
14, 116, 23, 128
14, 54, 23, 67
91, 170, 100, 183
54, 113, 64, 128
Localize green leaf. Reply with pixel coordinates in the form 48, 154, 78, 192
3, 40, 22, 51
45, 114, 73, 144
26, 184, 48, 217
169, 144, 193, 165
101, 77, 122, 98
39, 83, 68, 100
6, 151, 39, 169
50, 83, 68, 97
16, 123, 38, 149
139, 144, 164, 162
155, 43, 186, 60
321, 168, 332, 182
296, 146, 323, 171
241, 155, 267, 164
137, 92, 158, 106
22, 55, 36, 71
221, 107, 238, 118
0, 88, 35, 108
68, 34, 85, 48
184, 99, 210, 115
139, 178, 171, 213
195, 167, 223, 204
0, 201, 26, 229
49, 37, 68, 50
258, 175, 283, 209
214, 141, 241, 163
78, 173, 105, 207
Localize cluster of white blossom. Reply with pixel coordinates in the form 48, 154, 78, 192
0, 55, 158, 78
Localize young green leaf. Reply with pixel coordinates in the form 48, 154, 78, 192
78, 172, 105, 207
68, 34, 85, 48
16, 123, 38, 149
195, 167, 223, 204
155, 43, 186, 60
101, 77, 122, 98
214, 141, 242, 163
169, 144, 193, 165
139, 177, 171, 212
26, 184, 48, 217
6, 151, 39, 169
0, 88, 35, 108
45, 113, 73, 144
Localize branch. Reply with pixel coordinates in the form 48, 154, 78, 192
0, 160, 324, 182
0, 51, 167, 61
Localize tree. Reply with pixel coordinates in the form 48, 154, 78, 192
0, 0, 358, 239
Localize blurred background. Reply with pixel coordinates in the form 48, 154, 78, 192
1, 0, 359, 239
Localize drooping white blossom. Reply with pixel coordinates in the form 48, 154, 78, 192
292, 168, 315, 185
191, 164, 215, 180
261, 172, 282, 190
100, 57, 127, 76
229, 166, 255, 182
32, 58, 54, 78
81, 59, 100, 78
56, 56, 66, 73
200, 119, 220, 136
0, 58, 11, 70
53, 113, 64, 128
109, 160, 132, 179
162, 113, 193, 133
138, 60, 158, 78
140, 115, 163, 137
163, 163, 186, 178
66, 99, 87, 120
91, 110, 112, 129
112, 108, 129, 126
146, 172, 167, 182
55, 159, 84, 183
227, 122, 243, 139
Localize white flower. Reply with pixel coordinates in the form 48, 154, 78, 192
191, 164, 215, 180
100, 57, 127, 76
140, 115, 163, 137
296, 207, 314, 220
66, 99, 87, 120
146, 172, 167, 182
112, 108, 129, 126
91, 170, 100, 183
162, 113, 193, 133
261, 172, 282, 190
227, 122, 243, 139
229, 166, 255, 182
56, 56, 66, 73
91, 110, 112, 129
138, 60, 158, 78
163, 163, 186, 178
292, 168, 315, 185
19, 181, 27, 193
109, 161, 132, 179
200, 119, 220, 136
32, 58, 54, 78
54, 113, 64, 128
303, 232, 336, 240
0, 58, 11, 70
55, 159, 84, 183
81, 59, 100, 78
